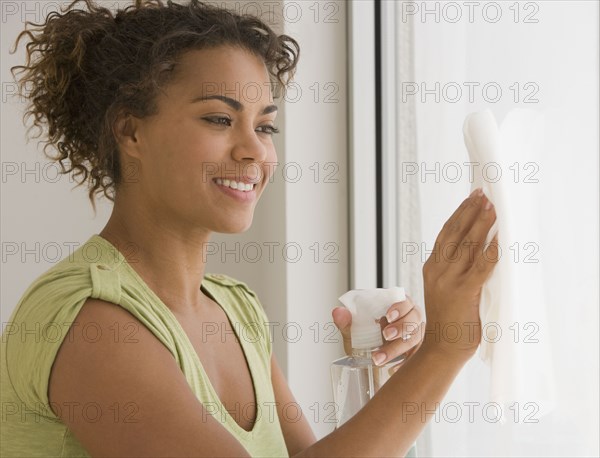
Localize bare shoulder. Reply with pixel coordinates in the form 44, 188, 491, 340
49, 297, 249, 457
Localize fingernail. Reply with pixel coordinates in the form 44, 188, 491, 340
372, 352, 386, 365
386, 309, 400, 322
484, 199, 493, 210
383, 327, 398, 340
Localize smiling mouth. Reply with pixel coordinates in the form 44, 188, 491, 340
213, 178, 256, 192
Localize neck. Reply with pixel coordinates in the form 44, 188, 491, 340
99, 191, 214, 315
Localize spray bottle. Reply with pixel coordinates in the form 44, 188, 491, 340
330, 287, 418, 457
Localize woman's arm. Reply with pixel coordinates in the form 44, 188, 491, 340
49, 298, 252, 457
292, 189, 498, 457
270, 328, 466, 458
272, 301, 425, 455
270, 354, 318, 455
292, 343, 468, 457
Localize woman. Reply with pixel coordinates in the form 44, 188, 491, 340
1, 0, 498, 456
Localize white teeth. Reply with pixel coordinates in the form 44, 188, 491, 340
214, 178, 254, 192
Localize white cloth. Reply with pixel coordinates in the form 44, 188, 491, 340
463, 109, 556, 421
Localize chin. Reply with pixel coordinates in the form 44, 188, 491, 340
214, 218, 253, 234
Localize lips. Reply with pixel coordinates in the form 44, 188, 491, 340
214, 178, 256, 192
213, 178, 257, 202
213, 177, 256, 192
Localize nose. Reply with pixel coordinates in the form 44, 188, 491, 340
230, 126, 269, 164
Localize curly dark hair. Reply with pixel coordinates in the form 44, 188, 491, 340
10, 0, 300, 214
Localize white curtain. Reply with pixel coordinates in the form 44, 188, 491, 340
392, 1, 599, 456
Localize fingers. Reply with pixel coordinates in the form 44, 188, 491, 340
332, 306, 352, 355
384, 298, 414, 323
442, 191, 490, 255
441, 191, 496, 272
332, 306, 351, 330
434, 188, 484, 250
445, 193, 497, 272
334, 296, 428, 364
468, 232, 500, 283
372, 319, 426, 366
382, 307, 423, 342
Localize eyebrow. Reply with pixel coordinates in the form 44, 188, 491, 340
190, 94, 278, 115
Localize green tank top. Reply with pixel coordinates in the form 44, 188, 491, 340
1, 234, 289, 457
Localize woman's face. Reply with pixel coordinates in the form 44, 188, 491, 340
126, 45, 279, 234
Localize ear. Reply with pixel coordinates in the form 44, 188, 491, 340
113, 110, 143, 160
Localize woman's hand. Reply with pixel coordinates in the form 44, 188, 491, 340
421, 188, 499, 362
332, 296, 425, 366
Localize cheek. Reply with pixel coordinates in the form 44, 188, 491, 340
267, 143, 278, 160
164, 133, 224, 181
265, 145, 278, 180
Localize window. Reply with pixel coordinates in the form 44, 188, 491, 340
350, 1, 599, 455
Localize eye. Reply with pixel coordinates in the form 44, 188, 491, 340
256, 125, 280, 136
203, 116, 232, 126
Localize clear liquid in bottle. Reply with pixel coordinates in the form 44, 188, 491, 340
331, 348, 417, 457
